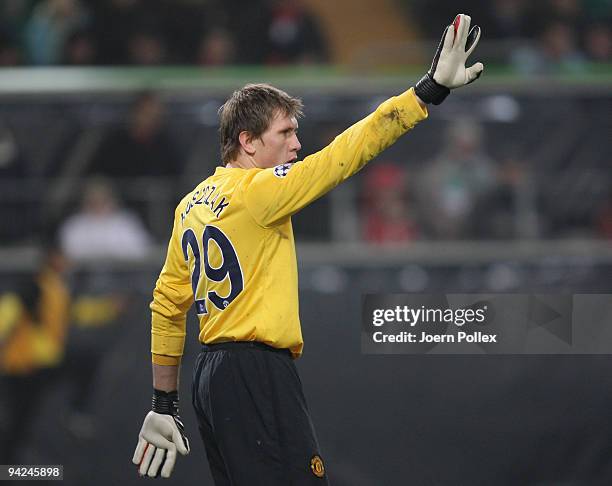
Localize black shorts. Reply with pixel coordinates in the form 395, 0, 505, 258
191, 341, 329, 486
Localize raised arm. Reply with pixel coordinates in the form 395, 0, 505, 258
243, 14, 483, 228
243, 88, 427, 227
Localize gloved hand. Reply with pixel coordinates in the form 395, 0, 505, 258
415, 13, 484, 105
132, 390, 190, 478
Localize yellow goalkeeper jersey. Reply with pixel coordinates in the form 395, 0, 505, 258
150, 88, 427, 364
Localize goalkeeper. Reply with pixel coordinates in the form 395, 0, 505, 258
133, 14, 483, 484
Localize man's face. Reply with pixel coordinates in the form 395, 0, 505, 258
251, 111, 301, 169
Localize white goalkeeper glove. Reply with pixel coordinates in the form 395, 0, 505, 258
132, 390, 190, 478
415, 13, 484, 105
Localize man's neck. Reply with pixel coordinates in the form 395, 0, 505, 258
227, 153, 260, 169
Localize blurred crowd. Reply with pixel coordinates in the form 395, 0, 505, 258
361, 119, 533, 244
0, 0, 609, 245
0, 234, 138, 465
0, 0, 610, 68
0, 87, 610, 246
0, 0, 328, 67
411, 0, 612, 71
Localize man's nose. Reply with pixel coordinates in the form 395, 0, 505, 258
292, 135, 301, 152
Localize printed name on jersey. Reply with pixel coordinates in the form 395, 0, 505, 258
181, 184, 230, 223
273, 163, 294, 178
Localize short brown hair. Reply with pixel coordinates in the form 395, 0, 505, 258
218, 83, 303, 164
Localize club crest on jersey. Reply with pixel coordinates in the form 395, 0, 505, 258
310, 455, 325, 478
273, 163, 293, 178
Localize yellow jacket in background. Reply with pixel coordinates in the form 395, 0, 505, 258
0, 269, 70, 375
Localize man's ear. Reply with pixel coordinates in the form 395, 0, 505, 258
238, 131, 256, 156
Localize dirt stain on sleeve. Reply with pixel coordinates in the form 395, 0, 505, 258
274, 228, 289, 239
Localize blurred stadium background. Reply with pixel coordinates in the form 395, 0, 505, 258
0, 0, 611, 485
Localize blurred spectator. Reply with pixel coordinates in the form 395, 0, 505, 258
62, 28, 97, 65
24, 0, 89, 65
196, 28, 236, 66
547, 0, 584, 24
362, 163, 419, 244
0, 0, 33, 65
417, 119, 496, 239
472, 158, 529, 239
58, 178, 152, 262
90, 0, 156, 65
508, 0, 586, 38
583, 22, 612, 62
86, 91, 181, 227
222, 0, 271, 63
264, 0, 328, 64
160, 0, 210, 64
0, 0, 32, 38
0, 31, 22, 66
512, 20, 587, 74
127, 29, 167, 65
89, 0, 213, 65
0, 243, 70, 462
63, 277, 128, 440
57, 177, 144, 439
485, 0, 528, 39
88, 91, 179, 179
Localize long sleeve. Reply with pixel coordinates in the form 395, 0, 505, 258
242, 88, 427, 227
150, 206, 193, 365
